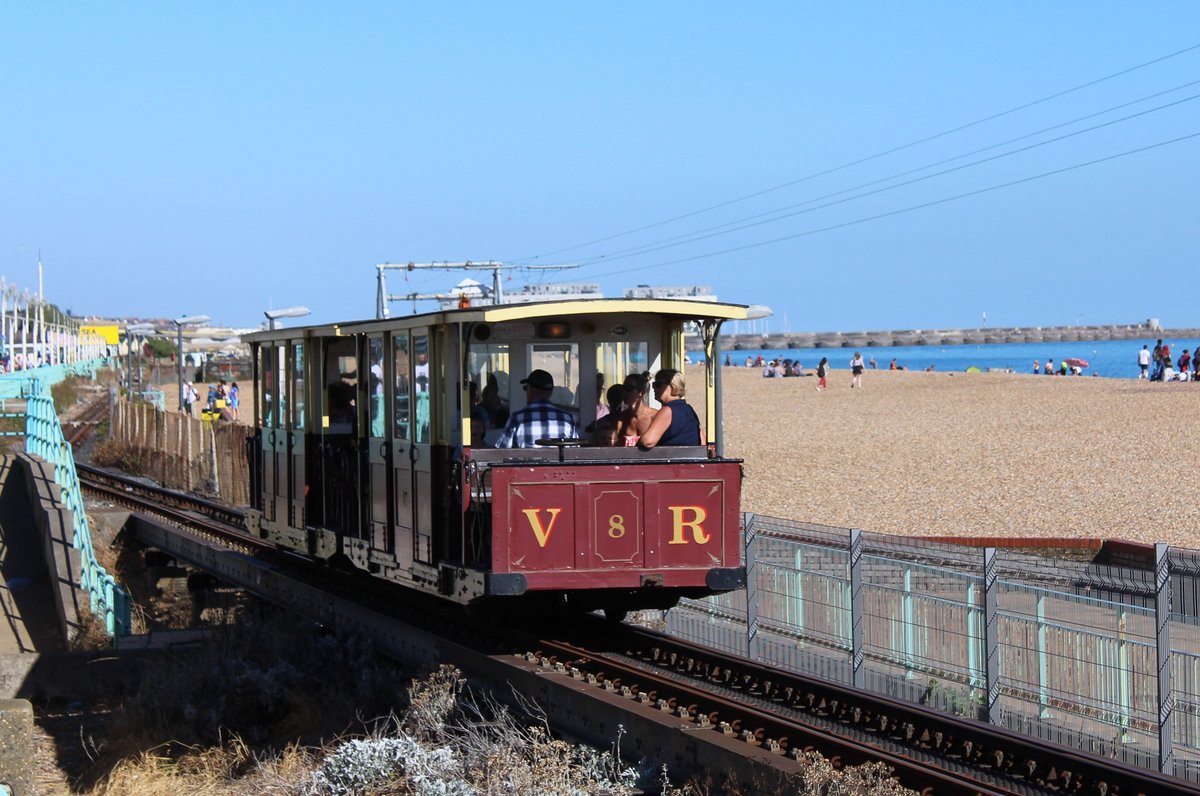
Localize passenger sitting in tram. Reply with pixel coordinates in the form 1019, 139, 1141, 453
585, 384, 626, 447
639, 369, 701, 448
494, 369, 579, 448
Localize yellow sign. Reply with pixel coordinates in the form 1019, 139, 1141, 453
81, 324, 120, 344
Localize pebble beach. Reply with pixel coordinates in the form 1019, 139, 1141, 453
719, 368, 1200, 548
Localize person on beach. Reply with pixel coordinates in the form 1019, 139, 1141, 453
816, 357, 828, 391
1178, 349, 1191, 374
639, 369, 701, 448
850, 352, 865, 388
1033, 359, 1040, 375
1137, 346, 1151, 379
891, 358, 898, 371
1045, 359, 1053, 375
229, 381, 240, 420
868, 355, 877, 370
617, 372, 657, 447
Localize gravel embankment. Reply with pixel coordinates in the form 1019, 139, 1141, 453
719, 368, 1200, 548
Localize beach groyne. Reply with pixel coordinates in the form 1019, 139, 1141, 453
721, 321, 1199, 350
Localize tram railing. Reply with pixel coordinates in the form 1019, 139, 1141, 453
671, 513, 1200, 782
22, 376, 131, 638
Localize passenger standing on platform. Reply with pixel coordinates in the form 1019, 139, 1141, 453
640, 369, 701, 448
495, 369, 578, 448
850, 352, 865, 389
816, 357, 828, 391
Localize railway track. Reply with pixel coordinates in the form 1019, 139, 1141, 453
77, 465, 1193, 796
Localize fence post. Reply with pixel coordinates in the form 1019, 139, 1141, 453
793, 545, 805, 639
1118, 609, 1131, 742
903, 566, 915, 679
984, 546, 1000, 724
744, 513, 760, 663
1156, 543, 1174, 776
850, 527, 864, 689
1036, 592, 1051, 718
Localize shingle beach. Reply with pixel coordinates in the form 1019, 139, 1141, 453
719, 367, 1200, 548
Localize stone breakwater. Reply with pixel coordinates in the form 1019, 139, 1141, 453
723, 322, 1200, 350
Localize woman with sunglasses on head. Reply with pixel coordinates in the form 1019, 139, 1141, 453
639, 368, 701, 448
616, 371, 657, 447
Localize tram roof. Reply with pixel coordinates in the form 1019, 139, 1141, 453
243, 298, 750, 343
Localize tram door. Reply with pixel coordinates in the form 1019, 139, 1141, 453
390, 332, 414, 571
273, 346, 289, 524
366, 335, 390, 550
288, 341, 306, 530
258, 345, 278, 524
412, 330, 434, 564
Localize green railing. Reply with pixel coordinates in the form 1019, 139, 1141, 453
22, 375, 131, 638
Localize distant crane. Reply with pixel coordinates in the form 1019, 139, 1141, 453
374, 261, 577, 318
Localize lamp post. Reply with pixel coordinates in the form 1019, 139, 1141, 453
174, 315, 210, 413
125, 323, 155, 401
264, 306, 311, 330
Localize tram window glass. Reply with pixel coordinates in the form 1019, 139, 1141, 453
261, 346, 276, 427
292, 343, 305, 428
324, 338, 357, 434
594, 340, 649, 398
368, 336, 385, 437
394, 333, 410, 440
529, 343, 579, 412
412, 333, 430, 444
277, 348, 288, 430
467, 342, 510, 444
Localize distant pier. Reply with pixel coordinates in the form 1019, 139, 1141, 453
720, 321, 1200, 351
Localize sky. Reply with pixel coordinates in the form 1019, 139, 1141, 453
2, 3, 1198, 332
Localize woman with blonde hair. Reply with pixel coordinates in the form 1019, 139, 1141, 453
639, 368, 701, 448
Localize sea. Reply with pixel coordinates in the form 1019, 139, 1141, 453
716, 337, 1200, 379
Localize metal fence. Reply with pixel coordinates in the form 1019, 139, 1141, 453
22, 375, 131, 637
669, 514, 1200, 782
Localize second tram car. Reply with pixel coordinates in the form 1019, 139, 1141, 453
245, 298, 748, 618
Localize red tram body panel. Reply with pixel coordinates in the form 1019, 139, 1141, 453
491, 461, 742, 590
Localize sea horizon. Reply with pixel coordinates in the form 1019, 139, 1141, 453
712, 336, 1200, 380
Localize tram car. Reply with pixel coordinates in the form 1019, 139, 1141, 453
244, 298, 748, 619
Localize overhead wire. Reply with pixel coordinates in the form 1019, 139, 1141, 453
506, 42, 1200, 265
576, 131, 1200, 280
564, 89, 1200, 269
566, 79, 1200, 267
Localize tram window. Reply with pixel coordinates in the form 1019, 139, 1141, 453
276, 348, 288, 430
261, 346, 276, 428
292, 343, 305, 428
467, 342, 510, 445
595, 341, 650, 398
529, 343, 579, 412
368, 337, 385, 437
394, 334, 410, 440
324, 340, 357, 434
412, 334, 430, 444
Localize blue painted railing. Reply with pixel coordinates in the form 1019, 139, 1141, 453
22, 375, 131, 638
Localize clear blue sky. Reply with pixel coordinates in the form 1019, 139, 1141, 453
2, 3, 1197, 331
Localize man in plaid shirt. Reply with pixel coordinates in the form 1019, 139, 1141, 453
494, 369, 579, 448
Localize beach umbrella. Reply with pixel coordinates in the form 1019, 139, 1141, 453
1064, 357, 1089, 368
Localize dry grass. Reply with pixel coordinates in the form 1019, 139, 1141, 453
721, 368, 1200, 547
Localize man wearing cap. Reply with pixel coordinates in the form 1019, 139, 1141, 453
494, 369, 579, 448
